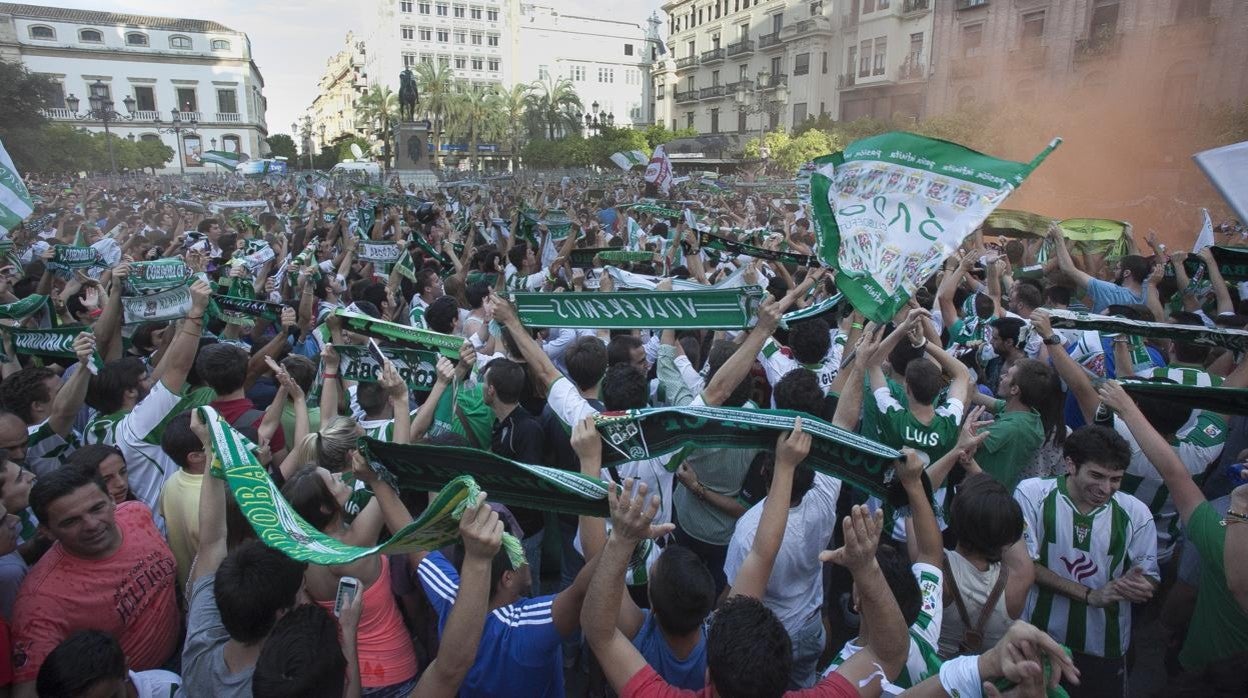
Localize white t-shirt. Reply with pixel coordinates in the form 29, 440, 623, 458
130, 669, 181, 698
117, 380, 185, 512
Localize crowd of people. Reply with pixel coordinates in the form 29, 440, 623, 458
0, 167, 1243, 698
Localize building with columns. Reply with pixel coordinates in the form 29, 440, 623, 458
0, 2, 270, 173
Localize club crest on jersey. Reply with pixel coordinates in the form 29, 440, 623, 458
1060, 552, 1099, 583
1075, 522, 1091, 546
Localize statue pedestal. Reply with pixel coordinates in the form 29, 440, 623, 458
395, 122, 431, 171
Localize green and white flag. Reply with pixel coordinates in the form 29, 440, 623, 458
334, 344, 439, 393
124, 259, 191, 296
610, 150, 649, 171
0, 294, 49, 322
809, 131, 1059, 324
198, 405, 525, 568
358, 240, 402, 265
201, 150, 245, 171
122, 283, 192, 324
0, 139, 33, 237
1058, 218, 1130, 258
512, 288, 765, 330
393, 247, 419, 282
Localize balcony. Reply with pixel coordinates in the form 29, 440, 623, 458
837, 73, 856, 90
761, 73, 788, 90
902, 0, 931, 16
898, 58, 927, 81
726, 38, 755, 57
1158, 15, 1219, 48
215, 112, 242, 123
674, 89, 699, 104
759, 32, 783, 50
781, 16, 833, 41
675, 55, 699, 71
955, 0, 989, 9
700, 85, 727, 100
178, 110, 203, 122
726, 80, 752, 94
702, 47, 725, 64
1074, 33, 1123, 61
1007, 44, 1047, 71
950, 56, 985, 79
131, 110, 160, 121
42, 107, 74, 119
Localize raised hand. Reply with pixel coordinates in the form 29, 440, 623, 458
570, 415, 601, 466
606, 478, 674, 543
775, 417, 811, 470
459, 492, 504, 561
818, 504, 884, 573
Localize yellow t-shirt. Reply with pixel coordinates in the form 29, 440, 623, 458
158, 469, 203, 592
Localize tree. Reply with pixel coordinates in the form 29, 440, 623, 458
640, 123, 698, 150
413, 62, 457, 169
356, 85, 400, 169
0, 62, 56, 172
524, 77, 583, 141
265, 134, 298, 161
335, 134, 373, 162
446, 82, 505, 172
587, 126, 650, 169
133, 139, 175, 173
499, 84, 530, 171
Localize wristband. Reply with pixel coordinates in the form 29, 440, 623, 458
938, 655, 982, 698
851, 323, 864, 330
322, 372, 338, 379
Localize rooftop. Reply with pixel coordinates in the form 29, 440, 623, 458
0, 2, 240, 34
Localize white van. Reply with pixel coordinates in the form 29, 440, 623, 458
331, 161, 381, 178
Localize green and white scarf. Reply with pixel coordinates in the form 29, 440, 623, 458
1121, 381, 1248, 416
334, 343, 439, 393
0, 325, 103, 373
511, 288, 764, 330
697, 230, 820, 267
358, 240, 402, 265
210, 295, 283, 325
124, 259, 191, 296
0, 294, 48, 321
122, 283, 193, 325
1047, 308, 1248, 353
333, 307, 463, 359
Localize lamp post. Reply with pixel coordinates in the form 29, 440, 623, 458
733, 70, 789, 157
295, 116, 314, 170
582, 100, 616, 134
155, 109, 199, 176
64, 79, 138, 173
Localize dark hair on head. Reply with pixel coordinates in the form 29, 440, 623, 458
1012, 283, 1043, 312
355, 381, 388, 417
351, 300, 381, 319
86, 357, 147, 414
607, 335, 644, 367
772, 368, 824, 418
904, 359, 944, 406
194, 343, 250, 395
1168, 311, 1211, 365
281, 466, 340, 532
281, 355, 318, 394
566, 336, 607, 391
466, 280, 491, 310
130, 322, 169, 355
507, 241, 530, 269
951, 474, 1024, 562
36, 630, 125, 698
160, 412, 202, 470
706, 340, 754, 407
425, 295, 459, 334
788, 319, 831, 364
197, 218, 221, 234
416, 268, 441, 296
1064, 425, 1130, 472
973, 293, 996, 319
1004, 240, 1025, 265
990, 316, 1026, 349
649, 544, 715, 635
1131, 377, 1194, 436
214, 539, 307, 644
876, 542, 922, 625
358, 282, 387, 311
65, 444, 124, 479
1119, 255, 1150, 284
30, 464, 107, 525
706, 595, 792, 698
888, 337, 925, 377
1044, 285, 1072, 307
601, 363, 649, 411
0, 366, 56, 423
484, 357, 526, 405
678, 336, 702, 371
251, 604, 347, 698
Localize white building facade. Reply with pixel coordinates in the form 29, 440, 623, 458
309, 32, 370, 150
0, 2, 270, 173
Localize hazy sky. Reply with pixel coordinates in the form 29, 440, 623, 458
43, 0, 664, 140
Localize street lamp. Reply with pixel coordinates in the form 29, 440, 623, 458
582, 100, 615, 133
155, 109, 199, 176
64, 79, 138, 173
733, 69, 789, 155
297, 116, 314, 170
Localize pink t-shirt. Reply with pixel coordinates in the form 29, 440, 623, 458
315, 556, 418, 688
11, 501, 179, 683
621, 664, 857, 698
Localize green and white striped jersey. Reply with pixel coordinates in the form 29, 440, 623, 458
1015, 476, 1159, 658
408, 294, 429, 329
825, 562, 945, 693
359, 416, 396, 442
84, 411, 125, 447
1114, 412, 1226, 562
1142, 365, 1223, 388
25, 421, 77, 478
758, 335, 844, 396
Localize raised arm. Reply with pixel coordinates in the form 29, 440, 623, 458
1031, 309, 1099, 423
409, 358, 454, 443
897, 448, 943, 567
1198, 246, 1236, 317
489, 295, 563, 391
157, 280, 212, 394
47, 333, 95, 436
703, 296, 782, 406
1048, 223, 1093, 290
95, 263, 128, 362
188, 410, 227, 584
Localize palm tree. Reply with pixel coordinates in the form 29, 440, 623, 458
499, 83, 530, 171
414, 61, 457, 169
355, 85, 399, 170
446, 82, 505, 172
524, 76, 584, 141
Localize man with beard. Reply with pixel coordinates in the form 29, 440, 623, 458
1048, 224, 1152, 314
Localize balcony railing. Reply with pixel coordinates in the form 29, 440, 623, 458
655, 89, 666, 101
727, 80, 752, 94
178, 110, 203, 122
131, 110, 160, 121
759, 32, 782, 50
701, 47, 725, 63
726, 38, 755, 57
955, 0, 989, 9
902, 0, 931, 15
215, 112, 242, 122
784, 17, 833, 40
762, 73, 788, 89
700, 85, 727, 100
675, 55, 699, 70
898, 59, 927, 81
1074, 33, 1123, 61
1158, 15, 1219, 47
1007, 44, 1047, 71
43, 107, 74, 119
837, 73, 856, 89
674, 89, 699, 104
949, 56, 985, 79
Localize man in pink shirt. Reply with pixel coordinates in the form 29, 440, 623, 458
9, 466, 179, 697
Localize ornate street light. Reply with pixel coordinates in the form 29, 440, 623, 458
155, 109, 200, 176
64, 79, 138, 173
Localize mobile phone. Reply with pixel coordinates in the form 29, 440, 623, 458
367, 337, 386, 366
333, 576, 360, 617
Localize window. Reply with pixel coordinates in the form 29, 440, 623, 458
217, 89, 238, 114
487, 8, 498, 20
455, 56, 466, 69
79, 29, 102, 43
686, 76, 695, 91
599, 67, 615, 83
437, 29, 449, 42
686, 111, 694, 128
794, 52, 810, 75
792, 102, 807, 127
687, 40, 696, 57
401, 0, 413, 11
438, 55, 449, 67
771, 13, 783, 33
418, 2, 431, 13
712, 33, 721, 49
29, 25, 54, 40
810, 1, 823, 16
961, 24, 983, 57
133, 86, 156, 112
770, 55, 782, 75
625, 43, 634, 56
738, 64, 748, 80
471, 32, 482, 45
1090, 1, 1119, 41
126, 32, 149, 46
487, 34, 499, 46
711, 70, 720, 86
822, 51, 828, 73
471, 57, 483, 70
711, 108, 720, 133
859, 40, 871, 76
420, 54, 433, 65
401, 26, 415, 39
737, 110, 746, 132
738, 23, 749, 39
222, 135, 241, 153
454, 31, 466, 44
471, 6, 482, 19
878, 0, 890, 9
873, 37, 887, 76
211, 39, 231, 50
169, 35, 192, 50
1176, 0, 1213, 21
404, 53, 417, 67
41, 81, 66, 109
176, 87, 197, 112
1022, 11, 1045, 45
488, 59, 499, 71
140, 133, 161, 143
864, 0, 875, 11
570, 64, 586, 81
453, 4, 465, 18
420, 27, 432, 40
848, 45, 858, 77
436, 3, 448, 16
539, 65, 549, 79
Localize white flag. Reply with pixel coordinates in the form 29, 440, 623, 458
0, 139, 34, 237
609, 150, 648, 171
1194, 140, 1248, 227
644, 145, 673, 196
1193, 207, 1214, 253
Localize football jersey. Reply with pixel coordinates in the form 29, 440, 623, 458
1015, 476, 1159, 658
758, 337, 841, 396
25, 421, 76, 478
1143, 365, 1223, 388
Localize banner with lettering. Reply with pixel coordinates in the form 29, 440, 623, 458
1165, 245, 1248, 283
210, 295, 283, 325
808, 131, 1059, 324
334, 344, 439, 393
124, 259, 191, 296
0, 294, 48, 322
1047, 308, 1248, 353
358, 240, 402, 265
122, 284, 192, 325
332, 307, 464, 359
49, 245, 102, 274
511, 288, 765, 330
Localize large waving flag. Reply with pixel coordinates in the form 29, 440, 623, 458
1194, 140, 1248, 227
202, 150, 247, 171
0, 139, 34, 237
808, 131, 1059, 323
1193, 207, 1215, 253
644, 145, 673, 196
610, 150, 648, 171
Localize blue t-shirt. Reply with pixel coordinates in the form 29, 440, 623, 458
1084, 277, 1143, 313
632, 611, 707, 690
1061, 341, 1166, 430
597, 207, 618, 230
416, 552, 565, 698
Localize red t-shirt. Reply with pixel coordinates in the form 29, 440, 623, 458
211, 397, 286, 452
621, 664, 857, 698
11, 501, 180, 683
